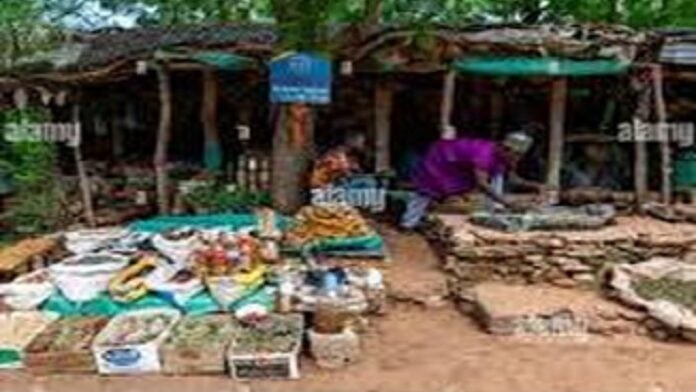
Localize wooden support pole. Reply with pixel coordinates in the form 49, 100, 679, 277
490, 80, 505, 139
72, 104, 96, 227
374, 82, 393, 172
440, 70, 456, 139
652, 64, 671, 204
153, 64, 172, 215
546, 77, 568, 196
201, 69, 222, 172
633, 75, 652, 208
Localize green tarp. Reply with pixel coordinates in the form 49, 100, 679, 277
453, 57, 630, 76
129, 213, 289, 233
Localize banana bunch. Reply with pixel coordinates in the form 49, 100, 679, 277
286, 204, 371, 245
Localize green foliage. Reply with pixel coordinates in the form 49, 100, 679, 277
0, 109, 63, 233
182, 184, 271, 213
0, 0, 64, 69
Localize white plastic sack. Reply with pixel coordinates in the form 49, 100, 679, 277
151, 231, 202, 264
49, 253, 129, 302
0, 270, 55, 310
64, 228, 127, 254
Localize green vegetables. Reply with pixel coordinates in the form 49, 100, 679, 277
167, 315, 237, 349
633, 277, 696, 312
233, 315, 302, 354
182, 185, 271, 214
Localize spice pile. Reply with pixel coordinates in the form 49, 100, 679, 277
285, 205, 372, 246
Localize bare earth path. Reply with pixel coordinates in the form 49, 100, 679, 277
2, 227, 696, 392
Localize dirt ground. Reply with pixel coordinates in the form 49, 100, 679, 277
2, 227, 696, 392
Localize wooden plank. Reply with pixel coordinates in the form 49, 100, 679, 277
652, 64, 672, 204
546, 77, 567, 196
153, 64, 172, 214
374, 82, 393, 172
440, 70, 456, 139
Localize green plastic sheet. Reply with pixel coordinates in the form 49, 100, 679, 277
129, 213, 289, 233
453, 57, 630, 77
41, 291, 219, 317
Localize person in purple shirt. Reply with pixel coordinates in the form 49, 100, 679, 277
400, 132, 546, 229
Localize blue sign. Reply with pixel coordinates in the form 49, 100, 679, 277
270, 52, 332, 105
102, 348, 142, 367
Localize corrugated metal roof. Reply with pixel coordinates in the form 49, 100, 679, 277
660, 42, 696, 65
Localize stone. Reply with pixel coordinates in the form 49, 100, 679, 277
553, 257, 593, 273
551, 278, 577, 289
572, 273, 596, 283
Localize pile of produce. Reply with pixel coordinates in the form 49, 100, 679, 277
0, 237, 57, 271
285, 205, 372, 246
192, 233, 263, 277
633, 278, 696, 312
165, 315, 237, 349
26, 317, 107, 353
469, 204, 615, 232
0, 311, 57, 368
233, 315, 303, 354
99, 312, 177, 345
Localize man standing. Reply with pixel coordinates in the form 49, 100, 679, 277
400, 132, 546, 230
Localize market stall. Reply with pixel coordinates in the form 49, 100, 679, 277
0, 205, 387, 378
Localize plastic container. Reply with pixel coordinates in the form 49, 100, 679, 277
0, 311, 59, 369
92, 308, 180, 375
227, 314, 303, 380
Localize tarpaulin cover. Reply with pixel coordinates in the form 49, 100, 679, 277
41, 290, 219, 317
453, 57, 630, 76
129, 213, 289, 233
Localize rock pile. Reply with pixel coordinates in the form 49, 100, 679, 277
426, 215, 696, 293
458, 282, 645, 338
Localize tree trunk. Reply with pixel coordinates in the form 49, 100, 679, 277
154, 64, 172, 215
272, 104, 314, 213
546, 77, 568, 199
201, 69, 222, 172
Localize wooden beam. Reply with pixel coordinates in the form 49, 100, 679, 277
153, 64, 172, 214
72, 104, 95, 227
201, 69, 222, 171
440, 70, 456, 139
652, 64, 671, 204
374, 82, 393, 172
546, 77, 567, 197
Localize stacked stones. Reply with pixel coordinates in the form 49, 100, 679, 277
426, 215, 696, 297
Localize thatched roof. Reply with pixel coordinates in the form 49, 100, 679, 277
3, 22, 658, 82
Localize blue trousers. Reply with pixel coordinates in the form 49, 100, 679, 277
400, 193, 432, 229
